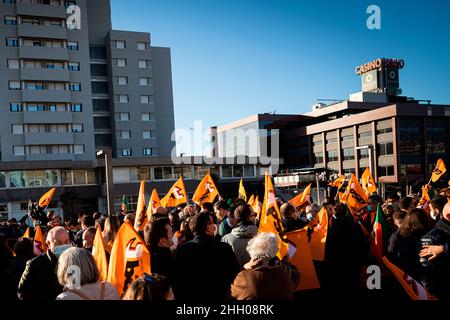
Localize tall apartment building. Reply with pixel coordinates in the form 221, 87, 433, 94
0, 0, 176, 219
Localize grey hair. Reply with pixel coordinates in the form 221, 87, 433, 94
247, 232, 279, 260
46, 226, 67, 242
57, 247, 99, 288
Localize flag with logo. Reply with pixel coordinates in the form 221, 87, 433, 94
382, 257, 435, 300
107, 221, 151, 297
238, 179, 247, 201
160, 176, 188, 208
370, 203, 389, 259
146, 188, 162, 216
38, 188, 56, 209
417, 185, 431, 209
33, 226, 46, 256
361, 167, 377, 195
121, 195, 128, 213
430, 159, 447, 183
134, 181, 147, 231
286, 229, 321, 291
288, 184, 311, 210
192, 173, 219, 206
345, 174, 368, 211
22, 227, 31, 239
308, 207, 328, 261
259, 172, 289, 259
92, 225, 108, 281
329, 175, 346, 189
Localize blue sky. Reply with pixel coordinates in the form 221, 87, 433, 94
110, 0, 450, 155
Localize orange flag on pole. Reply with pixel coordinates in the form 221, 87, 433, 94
286, 229, 321, 291
192, 173, 219, 206
238, 179, 247, 201
247, 194, 255, 206
92, 225, 108, 281
361, 167, 377, 195
134, 181, 147, 231
252, 195, 261, 218
146, 188, 162, 216
33, 226, 46, 256
308, 207, 329, 261
259, 172, 289, 259
38, 188, 56, 208
160, 176, 188, 208
345, 174, 368, 211
22, 227, 31, 239
417, 185, 431, 209
107, 222, 151, 297
288, 184, 311, 210
430, 159, 446, 183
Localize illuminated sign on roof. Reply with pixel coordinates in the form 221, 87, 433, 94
355, 58, 404, 75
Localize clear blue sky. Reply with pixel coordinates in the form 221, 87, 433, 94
110, 0, 450, 155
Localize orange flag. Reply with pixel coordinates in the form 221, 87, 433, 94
382, 257, 435, 300
22, 227, 31, 239
146, 188, 162, 216
345, 174, 368, 211
258, 172, 289, 259
134, 181, 147, 231
329, 175, 346, 189
38, 188, 56, 208
417, 185, 431, 209
107, 222, 151, 297
33, 226, 47, 256
92, 225, 108, 281
192, 173, 219, 206
430, 159, 447, 183
238, 179, 247, 201
308, 207, 329, 261
252, 195, 261, 218
288, 184, 311, 210
286, 229, 321, 291
160, 176, 188, 208
247, 194, 255, 206
361, 168, 377, 195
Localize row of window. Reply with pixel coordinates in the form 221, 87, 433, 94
118, 148, 154, 157
112, 40, 150, 51
4, 15, 65, 27
113, 58, 151, 69
5, 37, 79, 50
7, 59, 80, 71
3, 0, 76, 6
113, 76, 153, 86
13, 144, 85, 156
113, 94, 154, 104
115, 112, 155, 122
10, 103, 82, 112
116, 130, 156, 140
11, 123, 83, 134
8, 81, 81, 91
315, 144, 391, 164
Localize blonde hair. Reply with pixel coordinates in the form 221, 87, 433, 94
57, 247, 99, 288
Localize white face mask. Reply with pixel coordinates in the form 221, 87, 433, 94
170, 234, 178, 252
306, 213, 313, 221
430, 210, 439, 221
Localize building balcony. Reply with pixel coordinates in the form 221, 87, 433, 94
23, 112, 73, 124
24, 132, 74, 145
19, 46, 68, 61
20, 68, 70, 82
17, 3, 67, 18
26, 154, 75, 162
21, 90, 71, 103
18, 24, 68, 40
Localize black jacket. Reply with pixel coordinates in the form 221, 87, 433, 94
17, 250, 63, 301
174, 234, 240, 301
4, 253, 34, 301
418, 218, 450, 299
150, 246, 175, 284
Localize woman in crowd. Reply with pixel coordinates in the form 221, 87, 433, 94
122, 274, 174, 301
231, 232, 300, 300
56, 247, 119, 300
102, 215, 120, 253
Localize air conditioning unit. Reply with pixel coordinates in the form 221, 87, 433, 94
312, 103, 327, 111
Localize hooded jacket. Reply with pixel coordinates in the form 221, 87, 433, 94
221, 223, 258, 270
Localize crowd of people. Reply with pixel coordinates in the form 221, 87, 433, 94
0, 184, 449, 301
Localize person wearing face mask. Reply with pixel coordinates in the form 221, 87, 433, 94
385, 193, 400, 211
428, 196, 447, 222
143, 217, 176, 286
174, 212, 239, 301
17, 226, 71, 301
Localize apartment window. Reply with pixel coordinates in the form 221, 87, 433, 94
7, 59, 20, 69
140, 95, 152, 104
12, 125, 23, 134
342, 135, 353, 142
90, 63, 107, 77
141, 113, 154, 121
10, 103, 22, 112
378, 128, 393, 134
73, 145, 85, 154
139, 77, 150, 86
343, 148, 354, 161
379, 165, 395, 177
67, 41, 79, 50
3, 0, 17, 4
359, 148, 370, 159
4, 16, 17, 25
9, 81, 21, 90
143, 148, 153, 156
359, 132, 372, 139
117, 95, 129, 103
70, 83, 81, 91
68, 62, 80, 71
378, 142, 394, 156
65, 1, 77, 7
71, 104, 82, 112
91, 81, 108, 94
118, 131, 131, 139
22, 17, 39, 25
137, 42, 148, 51
46, 61, 64, 70
117, 76, 127, 85
314, 153, 323, 164
89, 46, 106, 59
115, 112, 130, 121
327, 150, 338, 162
116, 58, 127, 67
142, 131, 152, 139
13, 146, 25, 156
121, 149, 132, 157
138, 60, 149, 68
72, 124, 83, 133
115, 40, 126, 49
6, 37, 18, 47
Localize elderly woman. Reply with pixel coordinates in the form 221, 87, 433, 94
56, 248, 119, 300
231, 232, 300, 300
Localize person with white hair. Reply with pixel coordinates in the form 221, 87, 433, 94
56, 247, 119, 300
230, 232, 300, 300
17, 226, 70, 301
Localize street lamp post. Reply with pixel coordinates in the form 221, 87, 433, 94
97, 150, 114, 216
355, 145, 374, 177
180, 153, 186, 178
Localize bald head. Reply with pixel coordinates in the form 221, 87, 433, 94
46, 226, 70, 253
